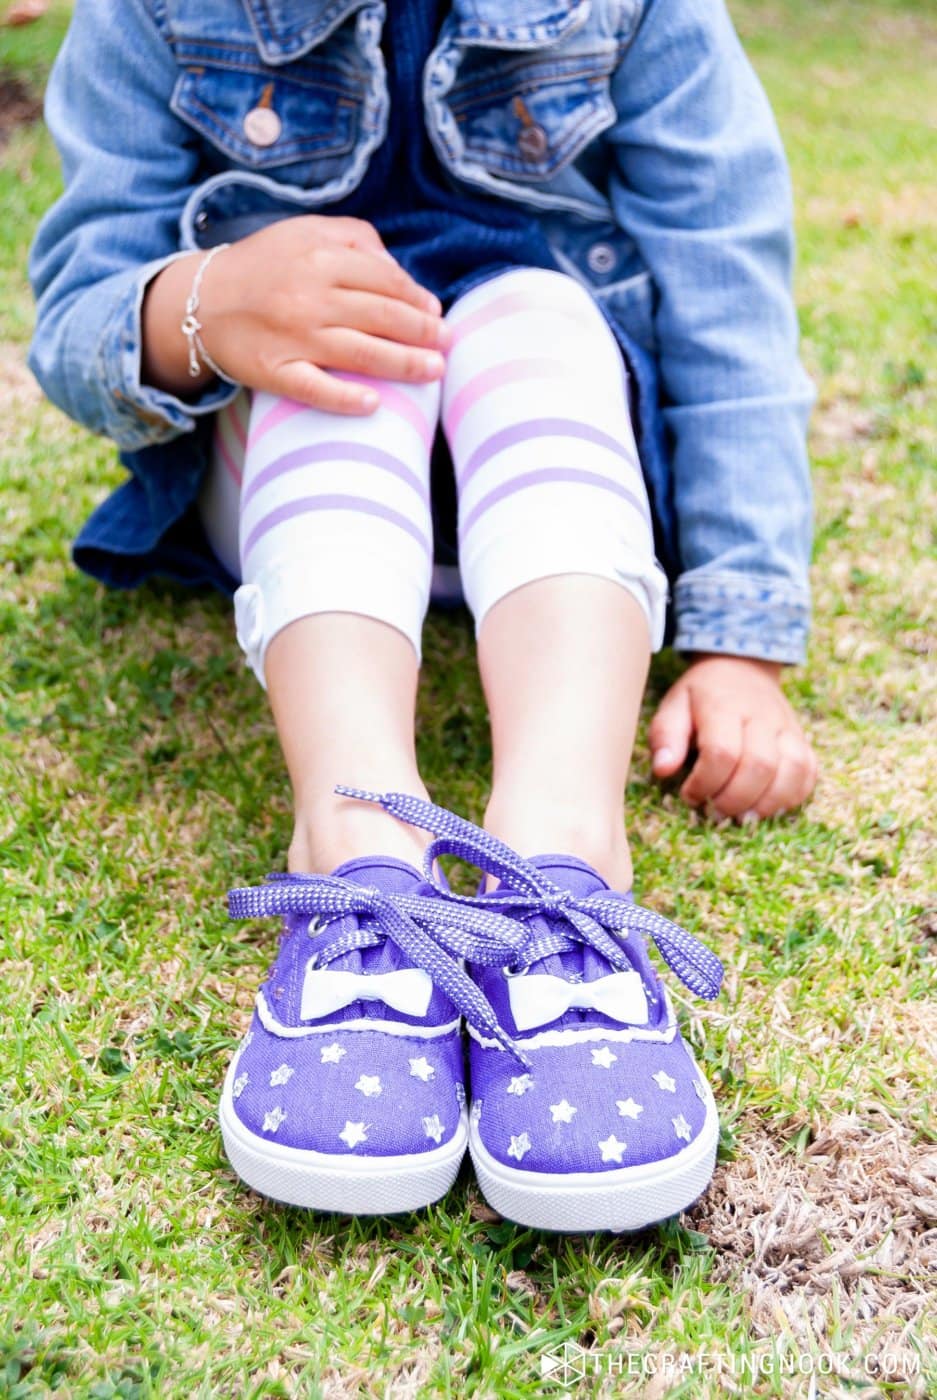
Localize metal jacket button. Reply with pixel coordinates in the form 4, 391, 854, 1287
517, 123, 548, 161
243, 106, 281, 147
586, 242, 617, 274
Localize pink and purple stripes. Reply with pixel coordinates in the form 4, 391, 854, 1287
238, 381, 436, 570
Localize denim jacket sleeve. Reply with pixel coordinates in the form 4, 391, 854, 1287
27, 0, 237, 452
608, 0, 815, 664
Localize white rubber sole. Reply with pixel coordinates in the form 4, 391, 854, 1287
469, 1100, 720, 1233
219, 1062, 468, 1214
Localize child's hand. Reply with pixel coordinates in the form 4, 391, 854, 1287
648, 654, 817, 820
142, 216, 449, 412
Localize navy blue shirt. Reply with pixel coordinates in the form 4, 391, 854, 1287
332, 0, 560, 306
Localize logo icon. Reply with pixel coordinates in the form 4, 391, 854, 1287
540, 1341, 587, 1386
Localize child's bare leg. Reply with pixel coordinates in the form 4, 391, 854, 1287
479, 576, 649, 890
264, 614, 429, 874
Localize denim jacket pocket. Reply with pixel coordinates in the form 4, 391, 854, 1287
446, 49, 617, 184
170, 42, 363, 181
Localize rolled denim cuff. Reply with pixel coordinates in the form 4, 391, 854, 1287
95, 253, 239, 451
672, 572, 810, 665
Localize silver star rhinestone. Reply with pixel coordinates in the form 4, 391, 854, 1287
262, 1106, 287, 1134
232, 1072, 249, 1099
454, 1083, 467, 1108
339, 1121, 368, 1149
320, 1042, 346, 1065
549, 1099, 577, 1124
616, 1097, 644, 1119
269, 1063, 294, 1087
409, 1056, 435, 1082
673, 1114, 693, 1143
591, 1046, 618, 1069
506, 1074, 534, 1096
507, 1132, 531, 1161
598, 1133, 626, 1163
422, 1114, 445, 1144
470, 1099, 483, 1124
652, 1069, 676, 1093
355, 1074, 382, 1097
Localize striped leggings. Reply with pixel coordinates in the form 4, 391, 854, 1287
198, 267, 667, 687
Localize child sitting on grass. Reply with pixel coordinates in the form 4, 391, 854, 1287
29, 0, 816, 1231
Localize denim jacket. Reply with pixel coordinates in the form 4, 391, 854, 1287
28, 0, 815, 662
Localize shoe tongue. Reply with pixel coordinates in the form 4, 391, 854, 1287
527, 854, 611, 898
319, 856, 424, 973
330, 855, 424, 895
514, 855, 625, 982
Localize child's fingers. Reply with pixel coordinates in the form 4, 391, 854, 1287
325, 244, 442, 315
315, 326, 446, 384
649, 687, 693, 777
679, 712, 744, 807
707, 720, 778, 819
328, 288, 451, 351
752, 730, 817, 818
274, 359, 381, 415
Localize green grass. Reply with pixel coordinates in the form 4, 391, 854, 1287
1, 2, 935, 1395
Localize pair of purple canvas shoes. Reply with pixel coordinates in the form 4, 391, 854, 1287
220, 788, 723, 1232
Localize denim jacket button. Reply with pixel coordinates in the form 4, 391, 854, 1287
517, 124, 548, 161
243, 106, 282, 148
586, 242, 617, 275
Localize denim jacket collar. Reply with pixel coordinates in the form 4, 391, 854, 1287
243, 0, 373, 64
244, 0, 590, 63
448, 0, 590, 46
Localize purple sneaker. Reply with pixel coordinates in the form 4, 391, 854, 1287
465, 856, 722, 1232
219, 850, 523, 1215
334, 790, 724, 1233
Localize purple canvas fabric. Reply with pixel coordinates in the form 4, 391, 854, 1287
225, 857, 469, 1158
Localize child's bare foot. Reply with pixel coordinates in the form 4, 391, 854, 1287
483, 792, 634, 891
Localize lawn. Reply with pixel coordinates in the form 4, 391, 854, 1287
1, 2, 934, 1396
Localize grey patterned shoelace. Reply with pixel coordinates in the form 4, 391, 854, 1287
335, 787, 724, 1000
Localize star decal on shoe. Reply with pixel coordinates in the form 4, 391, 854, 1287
507, 1132, 531, 1161
409, 1056, 435, 1082
693, 1079, 707, 1102
598, 1134, 627, 1163
549, 1100, 577, 1124
232, 1072, 249, 1099
269, 1063, 294, 1087
320, 1042, 347, 1064
355, 1074, 382, 1097
591, 1046, 618, 1069
616, 1097, 644, 1119
506, 1073, 534, 1096
339, 1121, 368, 1149
672, 1114, 693, 1143
422, 1114, 445, 1144
652, 1069, 676, 1093
262, 1106, 287, 1134
238, 1030, 254, 1057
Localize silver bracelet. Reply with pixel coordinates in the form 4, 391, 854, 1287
181, 243, 234, 381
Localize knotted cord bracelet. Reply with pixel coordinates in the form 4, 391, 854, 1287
181, 243, 235, 382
